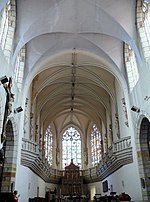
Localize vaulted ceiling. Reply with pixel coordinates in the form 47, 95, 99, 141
9, 0, 142, 134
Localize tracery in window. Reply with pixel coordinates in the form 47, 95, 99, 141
124, 44, 139, 92
62, 126, 81, 168
0, 1, 10, 50
143, 1, 150, 44
0, 0, 16, 62
91, 124, 102, 167
14, 46, 25, 90
45, 125, 53, 166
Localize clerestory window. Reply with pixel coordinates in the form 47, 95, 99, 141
124, 44, 139, 92
0, 0, 16, 62
136, 0, 150, 60
14, 47, 25, 90
0, 1, 10, 51
143, 1, 150, 44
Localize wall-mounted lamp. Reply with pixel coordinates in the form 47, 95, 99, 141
0, 76, 8, 84
14, 106, 23, 113
131, 106, 140, 113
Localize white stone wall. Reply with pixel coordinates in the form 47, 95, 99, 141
15, 165, 46, 202
88, 163, 142, 200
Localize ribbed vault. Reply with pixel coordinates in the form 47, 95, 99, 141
30, 50, 120, 136
11, 0, 135, 142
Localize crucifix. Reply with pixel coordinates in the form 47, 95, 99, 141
1, 77, 13, 143
0, 77, 14, 191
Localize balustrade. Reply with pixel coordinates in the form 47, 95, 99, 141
21, 136, 133, 183
22, 138, 39, 153
114, 137, 131, 152
95, 136, 133, 181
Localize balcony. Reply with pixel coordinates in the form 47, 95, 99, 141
85, 136, 133, 182
21, 136, 133, 183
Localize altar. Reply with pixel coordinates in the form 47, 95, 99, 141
61, 160, 87, 197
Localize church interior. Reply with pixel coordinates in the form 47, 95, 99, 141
1, 0, 150, 201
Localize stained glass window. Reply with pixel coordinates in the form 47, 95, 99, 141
91, 124, 102, 167
45, 125, 53, 166
62, 127, 81, 168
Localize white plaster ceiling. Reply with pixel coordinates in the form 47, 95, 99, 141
11, 0, 141, 134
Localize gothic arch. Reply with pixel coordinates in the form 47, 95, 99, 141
12, 0, 141, 65
135, 112, 150, 200
136, 0, 150, 61
1, 118, 18, 192
0, 96, 3, 134
0, 0, 16, 62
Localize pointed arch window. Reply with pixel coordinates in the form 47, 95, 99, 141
0, 0, 16, 62
62, 127, 81, 168
0, 1, 10, 50
124, 44, 139, 92
45, 125, 53, 166
14, 46, 25, 90
136, 0, 150, 60
91, 124, 102, 167
143, 1, 150, 44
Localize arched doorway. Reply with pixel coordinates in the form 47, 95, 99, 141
139, 117, 150, 200
1, 119, 17, 192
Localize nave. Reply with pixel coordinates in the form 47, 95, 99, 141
1, 0, 150, 202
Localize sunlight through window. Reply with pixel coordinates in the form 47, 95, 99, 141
45, 125, 53, 166
91, 124, 102, 167
62, 127, 81, 168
